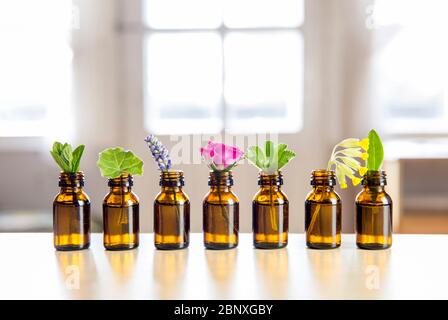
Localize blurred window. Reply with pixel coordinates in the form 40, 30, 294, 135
143, 0, 304, 134
0, 0, 73, 137
372, 0, 448, 134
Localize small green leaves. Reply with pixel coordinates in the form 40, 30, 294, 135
97, 147, 143, 179
246, 146, 266, 170
50, 141, 85, 173
246, 141, 296, 173
366, 129, 384, 171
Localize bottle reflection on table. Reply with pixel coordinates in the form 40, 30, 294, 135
153, 249, 188, 299
205, 249, 237, 298
55, 250, 97, 299
254, 248, 289, 299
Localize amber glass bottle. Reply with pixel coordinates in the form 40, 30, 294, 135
203, 171, 239, 249
103, 174, 139, 250
356, 171, 392, 250
53, 172, 90, 251
154, 170, 190, 250
305, 170, 341, 249
252, 171, 289, 249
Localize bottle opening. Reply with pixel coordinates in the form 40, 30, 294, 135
59, 172, 85, 188
258, 171, 283, 186
160, 170, 185, 187
310, 169, 336, 186
208, 170, 233, 187
362, 170, 387, 186
108, 174, 133, 187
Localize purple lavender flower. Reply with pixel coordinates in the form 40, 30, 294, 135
144, 134, 172, 171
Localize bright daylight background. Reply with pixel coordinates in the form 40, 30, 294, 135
0, 0, 448, 234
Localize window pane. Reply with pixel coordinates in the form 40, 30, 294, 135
224, 0, 304, 28
0, 0, 72, 137
373, 0, 448, 133
145, 33, 223, 134
224, 32, 303, 133
144, 0, 222, 29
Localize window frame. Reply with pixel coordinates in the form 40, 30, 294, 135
139, 0, 305, 135
371, 0, 448, 138
0, 0, 74, 150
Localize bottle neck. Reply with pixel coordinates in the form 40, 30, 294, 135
108, 174, 133, 193
160, 170, 184, 188
161, 186, 182, 193
110, 186, 132, 193
362, 170, 387, 192
313, 185, 335, 192
363, 185, 385, 193
258, 171, 283, 192
61, 186, 83, 192
59, 172, 84, 193
210, 185, 232, 193
208, 171, 233, 190
310, 170, 336, 187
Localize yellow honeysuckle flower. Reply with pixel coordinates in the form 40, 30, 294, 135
359, 167, 368, 176
358, 138, 369, 151
352, 177, 361, 186
340, 182, 348, 189
361, 153, 368, 160
338, 138, 361, 148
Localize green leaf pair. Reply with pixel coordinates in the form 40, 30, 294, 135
366, 129, 384, 171
97, 147, 143, 179
50, 142, 85, 173
247, 141, 296, 174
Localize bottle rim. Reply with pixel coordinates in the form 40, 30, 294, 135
160, 170, 184, 187
59, 171, 85, 187
310, 169, 336, 186
108, 174, 134, 187
258, 171, 283, 186
208, 170, 233, 186
362, 170, 387, 186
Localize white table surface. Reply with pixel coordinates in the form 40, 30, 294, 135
0, 233, 446, 300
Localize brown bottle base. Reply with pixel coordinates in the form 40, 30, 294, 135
205, 242, 237, 250
105, 244, 139, 251
357, 243, 391, 250
254, 242, 287, 249
306, 242, 340, 250
55, 244, 90, 251
155, 243, 189, 250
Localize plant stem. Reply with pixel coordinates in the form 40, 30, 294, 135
269, 180, 278, 232
171, 187, 184, 240
307, 190, 323, 237
217, 187, 238, 236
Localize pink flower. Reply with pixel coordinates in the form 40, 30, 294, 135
200, 141, 244, 171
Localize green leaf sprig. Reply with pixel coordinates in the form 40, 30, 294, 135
327, 137, 369, 189
50, 141, 85, 173
246, 141, 296, 174
97, 147, 144, 179
366, 129, 384, 171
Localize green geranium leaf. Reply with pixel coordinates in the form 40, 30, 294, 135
50, 141, 85, 173
367, 129, 384, 171
97, 147, 144, 178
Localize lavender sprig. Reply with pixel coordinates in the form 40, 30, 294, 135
144, 134, 172, 171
